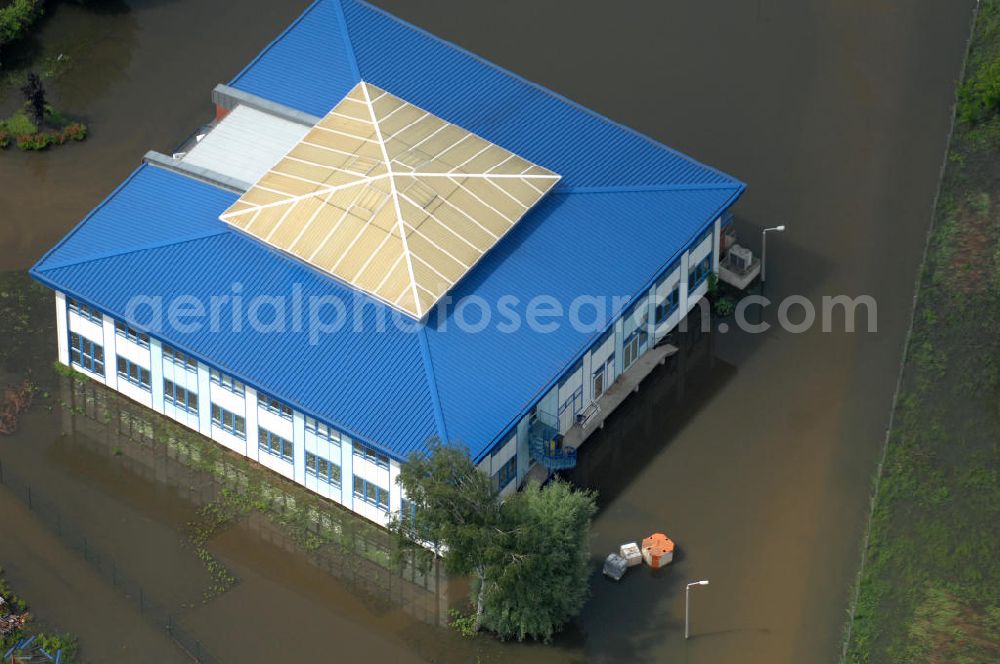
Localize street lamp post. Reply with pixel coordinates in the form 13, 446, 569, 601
685, 580, 710, 639
761, 225, 786, 283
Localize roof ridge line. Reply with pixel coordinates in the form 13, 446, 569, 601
360, 80, 423, 317
347, 0, 741, 187
331, 0, 362, 80
230, 0, 329, 86
554, 182, 747, 195
32, 164, 149, 273
36, 229, 231, 273
416, 326, 450, 444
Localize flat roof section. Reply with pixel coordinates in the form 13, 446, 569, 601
219, 81, 561, 319
181, 105, 312, 189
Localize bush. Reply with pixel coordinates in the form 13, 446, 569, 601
2, 110, 37, 136
61, 122, 87, 141
36, 632, 78, 661
957, 2, 1000, 125
44, 105, 67, 126
16, 132, 51, 151
958, 59, 1000, 125
714, 296, 736, 317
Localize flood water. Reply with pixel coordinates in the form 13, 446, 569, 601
0, 0, 977, 662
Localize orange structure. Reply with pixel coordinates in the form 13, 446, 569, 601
641, 533, 675, 569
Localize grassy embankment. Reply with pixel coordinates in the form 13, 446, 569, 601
844, 3, 1000, 662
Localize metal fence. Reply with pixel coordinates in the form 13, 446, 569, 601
63, 377, 449, 626
0, 458, 219, 664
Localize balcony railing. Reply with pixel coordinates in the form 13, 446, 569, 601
528, 410, 577, 470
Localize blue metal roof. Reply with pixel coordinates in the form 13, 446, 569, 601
229, 0, 740, 190
32, 0, 746, 462
34, 165, 443, 457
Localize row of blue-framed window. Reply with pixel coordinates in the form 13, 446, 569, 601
688, 255, 712, 290
259, 427, 293, 462
117, 357, 150, 390
164, 379, 198, 414
69, 333, 104, 374
209, 368, 245, 396
68, 298, 102, 324
353, 442, 389, 469
655, 286, 680, 325
114, 321, 149, 347
163, 345, 197, 372
211, 404, 245, 438
353, 475, 389, 511
305, 451, 341, 487
258, 392, 293, 419
305, 415, 343, 446
494, 456, 517, 491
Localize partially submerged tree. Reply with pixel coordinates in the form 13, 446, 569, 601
20, 72, 46, 127
481, 479, 597, 641
391, 440, 597, 641
391, 439, 505, 632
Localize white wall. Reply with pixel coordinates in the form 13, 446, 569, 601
55, 292, 69, 365
55, 290, 400, 531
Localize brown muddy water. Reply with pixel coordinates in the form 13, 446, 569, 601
0, 0, 977, 662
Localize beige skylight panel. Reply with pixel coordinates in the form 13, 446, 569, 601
219, 80, 560, 318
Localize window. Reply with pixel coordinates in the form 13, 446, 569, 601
164, 379, 198, 414
593, 365, 607, 400
688, 256, 712, 290
623, 328, 648, 370
353, 443, 389, 469
258, 392, 292, 419
117, 357, 151, 390
211, 403, 246, 439
209, 368, 245, 396
69, 333, 104, 375
305, 416, 342, 445
558, 385, 583, 419
68, 298, 102, 323
494, 456, 517, 491
305, 451, 341, 486
258, 427, 294, 463
114, 322, 149, 347
353, 475, 389, 511
655, 286, 680, 324
163, 345, 197, 372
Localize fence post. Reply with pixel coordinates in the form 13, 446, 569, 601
166, 615, 172, 635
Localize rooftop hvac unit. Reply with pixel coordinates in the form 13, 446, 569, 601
728, 244, 753, 272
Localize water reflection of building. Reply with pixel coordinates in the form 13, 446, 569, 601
59, 376, 449, 627
31, 0, 744, 530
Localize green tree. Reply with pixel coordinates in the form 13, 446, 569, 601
0, 0, 43, 66
391, 440, 597, 641
481, 479, 597, 641
391, 439, 505, 632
